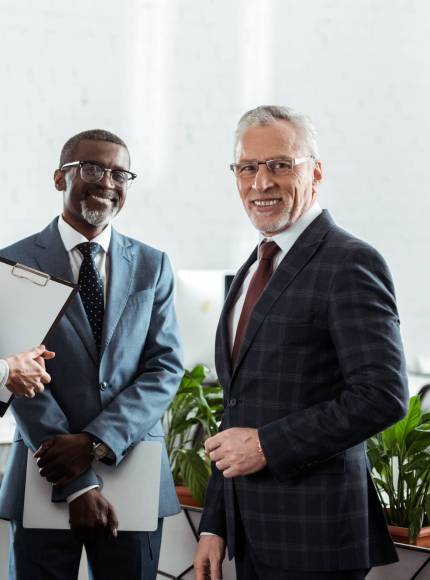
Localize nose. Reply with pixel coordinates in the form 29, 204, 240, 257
99, 169, 116, 188
252, 164, 275, 193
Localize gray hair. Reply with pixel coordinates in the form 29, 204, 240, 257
234, 105, 319, 160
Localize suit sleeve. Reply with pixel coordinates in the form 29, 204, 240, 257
11, 380, 100, 501
83, 252, 183, 464
199, 415, 228, 537
258, 244, 409, 481
198, 460, 227, 538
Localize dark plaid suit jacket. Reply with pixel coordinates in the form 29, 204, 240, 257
199, 210, 408, 572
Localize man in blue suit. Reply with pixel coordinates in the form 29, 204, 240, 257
0, 129, 183, 580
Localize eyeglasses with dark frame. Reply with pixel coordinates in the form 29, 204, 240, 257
230, 156, 314, 177
60, 160, 137, 187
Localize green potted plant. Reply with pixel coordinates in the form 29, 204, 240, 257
367, 395, 430, 545
164, 364, 223, 506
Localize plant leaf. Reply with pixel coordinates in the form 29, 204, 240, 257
425, 494, 430, 521
406, 429, 430, 456
176, 449, 210, 505
163, 364, 223, 505
190, 364, 209, 383
381, 424, 398, 452
394, 396, 422, 444
408, 506, 424, 543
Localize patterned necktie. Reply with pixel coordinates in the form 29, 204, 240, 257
77, 242, 104, 353
231, 240, 280, 366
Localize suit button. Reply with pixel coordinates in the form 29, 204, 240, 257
229, 398, 237, 407
99, 381, 108, 391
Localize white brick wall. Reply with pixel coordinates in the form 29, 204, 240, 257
0, 0, 428, 361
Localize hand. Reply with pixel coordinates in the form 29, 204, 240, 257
69, 488, 118, 542
34, 433, 93, 486
205, 427, 267, 478
194, 535, 226, 580
5, 345, 55, 398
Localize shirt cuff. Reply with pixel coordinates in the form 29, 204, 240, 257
0, 359, 9, 390
200, 532, 216, 536
66, 484, 99, 504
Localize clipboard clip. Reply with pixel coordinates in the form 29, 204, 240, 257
11, 263, 51, 287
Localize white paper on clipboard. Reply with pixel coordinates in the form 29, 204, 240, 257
0, 258, 77, 410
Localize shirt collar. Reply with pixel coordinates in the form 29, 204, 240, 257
258, 202, 322, 256
57, 215, 112, 254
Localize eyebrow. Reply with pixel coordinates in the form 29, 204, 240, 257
237, 155, 293, 162
83, 160, 130, 171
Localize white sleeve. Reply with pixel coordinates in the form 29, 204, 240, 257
66, 484, 100, 503
0, 359, 9, 390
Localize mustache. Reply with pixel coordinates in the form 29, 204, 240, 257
82, 187, 119, 201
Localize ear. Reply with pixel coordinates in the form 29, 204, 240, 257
54, 169, 66, 192
312, 160, 323, 186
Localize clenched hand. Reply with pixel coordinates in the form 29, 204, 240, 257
34, 433, 93, 486
205, 427, 267, 478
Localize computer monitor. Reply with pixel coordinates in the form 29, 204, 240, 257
175, 270, 233, 372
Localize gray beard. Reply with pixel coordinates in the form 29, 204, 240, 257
80, 199, 119, 227
253, 212, 292, 234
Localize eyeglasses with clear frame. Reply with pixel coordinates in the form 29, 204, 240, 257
230, 156, 314, 178
60, 160, 137, 187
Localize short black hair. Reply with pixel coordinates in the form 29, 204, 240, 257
59, 129, 129, 167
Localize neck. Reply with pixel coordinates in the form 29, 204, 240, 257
62, 213, 107, 241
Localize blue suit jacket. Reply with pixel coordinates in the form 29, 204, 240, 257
0, 217, 183, 520
200, 210, 408, 572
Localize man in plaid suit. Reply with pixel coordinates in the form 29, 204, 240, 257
194, 105, 408, 580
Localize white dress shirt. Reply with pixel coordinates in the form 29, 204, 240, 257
228, 202, 322, 351
57, 215, 111, 303
57, 216, 112, 503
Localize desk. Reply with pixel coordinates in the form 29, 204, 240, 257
157, 505, 201, 580
394, 543, 430, 580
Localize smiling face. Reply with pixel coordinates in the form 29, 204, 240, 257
54, 139, 130, 239
235, 120, 322, 236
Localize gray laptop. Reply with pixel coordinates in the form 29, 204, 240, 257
23, 441, 161, 531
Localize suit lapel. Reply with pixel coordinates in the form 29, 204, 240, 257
32, 218, 98, 365
215, 248, 258, 384
232, 210, 336, 377
101, 229, 135, 356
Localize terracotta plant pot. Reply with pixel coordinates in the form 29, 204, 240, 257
175, 485, 202, 508
388, 524, 430, 547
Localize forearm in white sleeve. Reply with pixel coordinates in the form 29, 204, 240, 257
0, 359, 9, 390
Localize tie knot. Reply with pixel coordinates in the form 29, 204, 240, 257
76, 242, 101, 259
259, 240, 280, 261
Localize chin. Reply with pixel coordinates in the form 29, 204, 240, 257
81, 201, 118, 227
254, 217, 291, 235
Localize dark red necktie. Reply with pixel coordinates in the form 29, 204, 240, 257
231, 241, 280, 366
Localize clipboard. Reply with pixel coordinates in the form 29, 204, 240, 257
23, 441, 162, 531
0, 256, 77, 416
